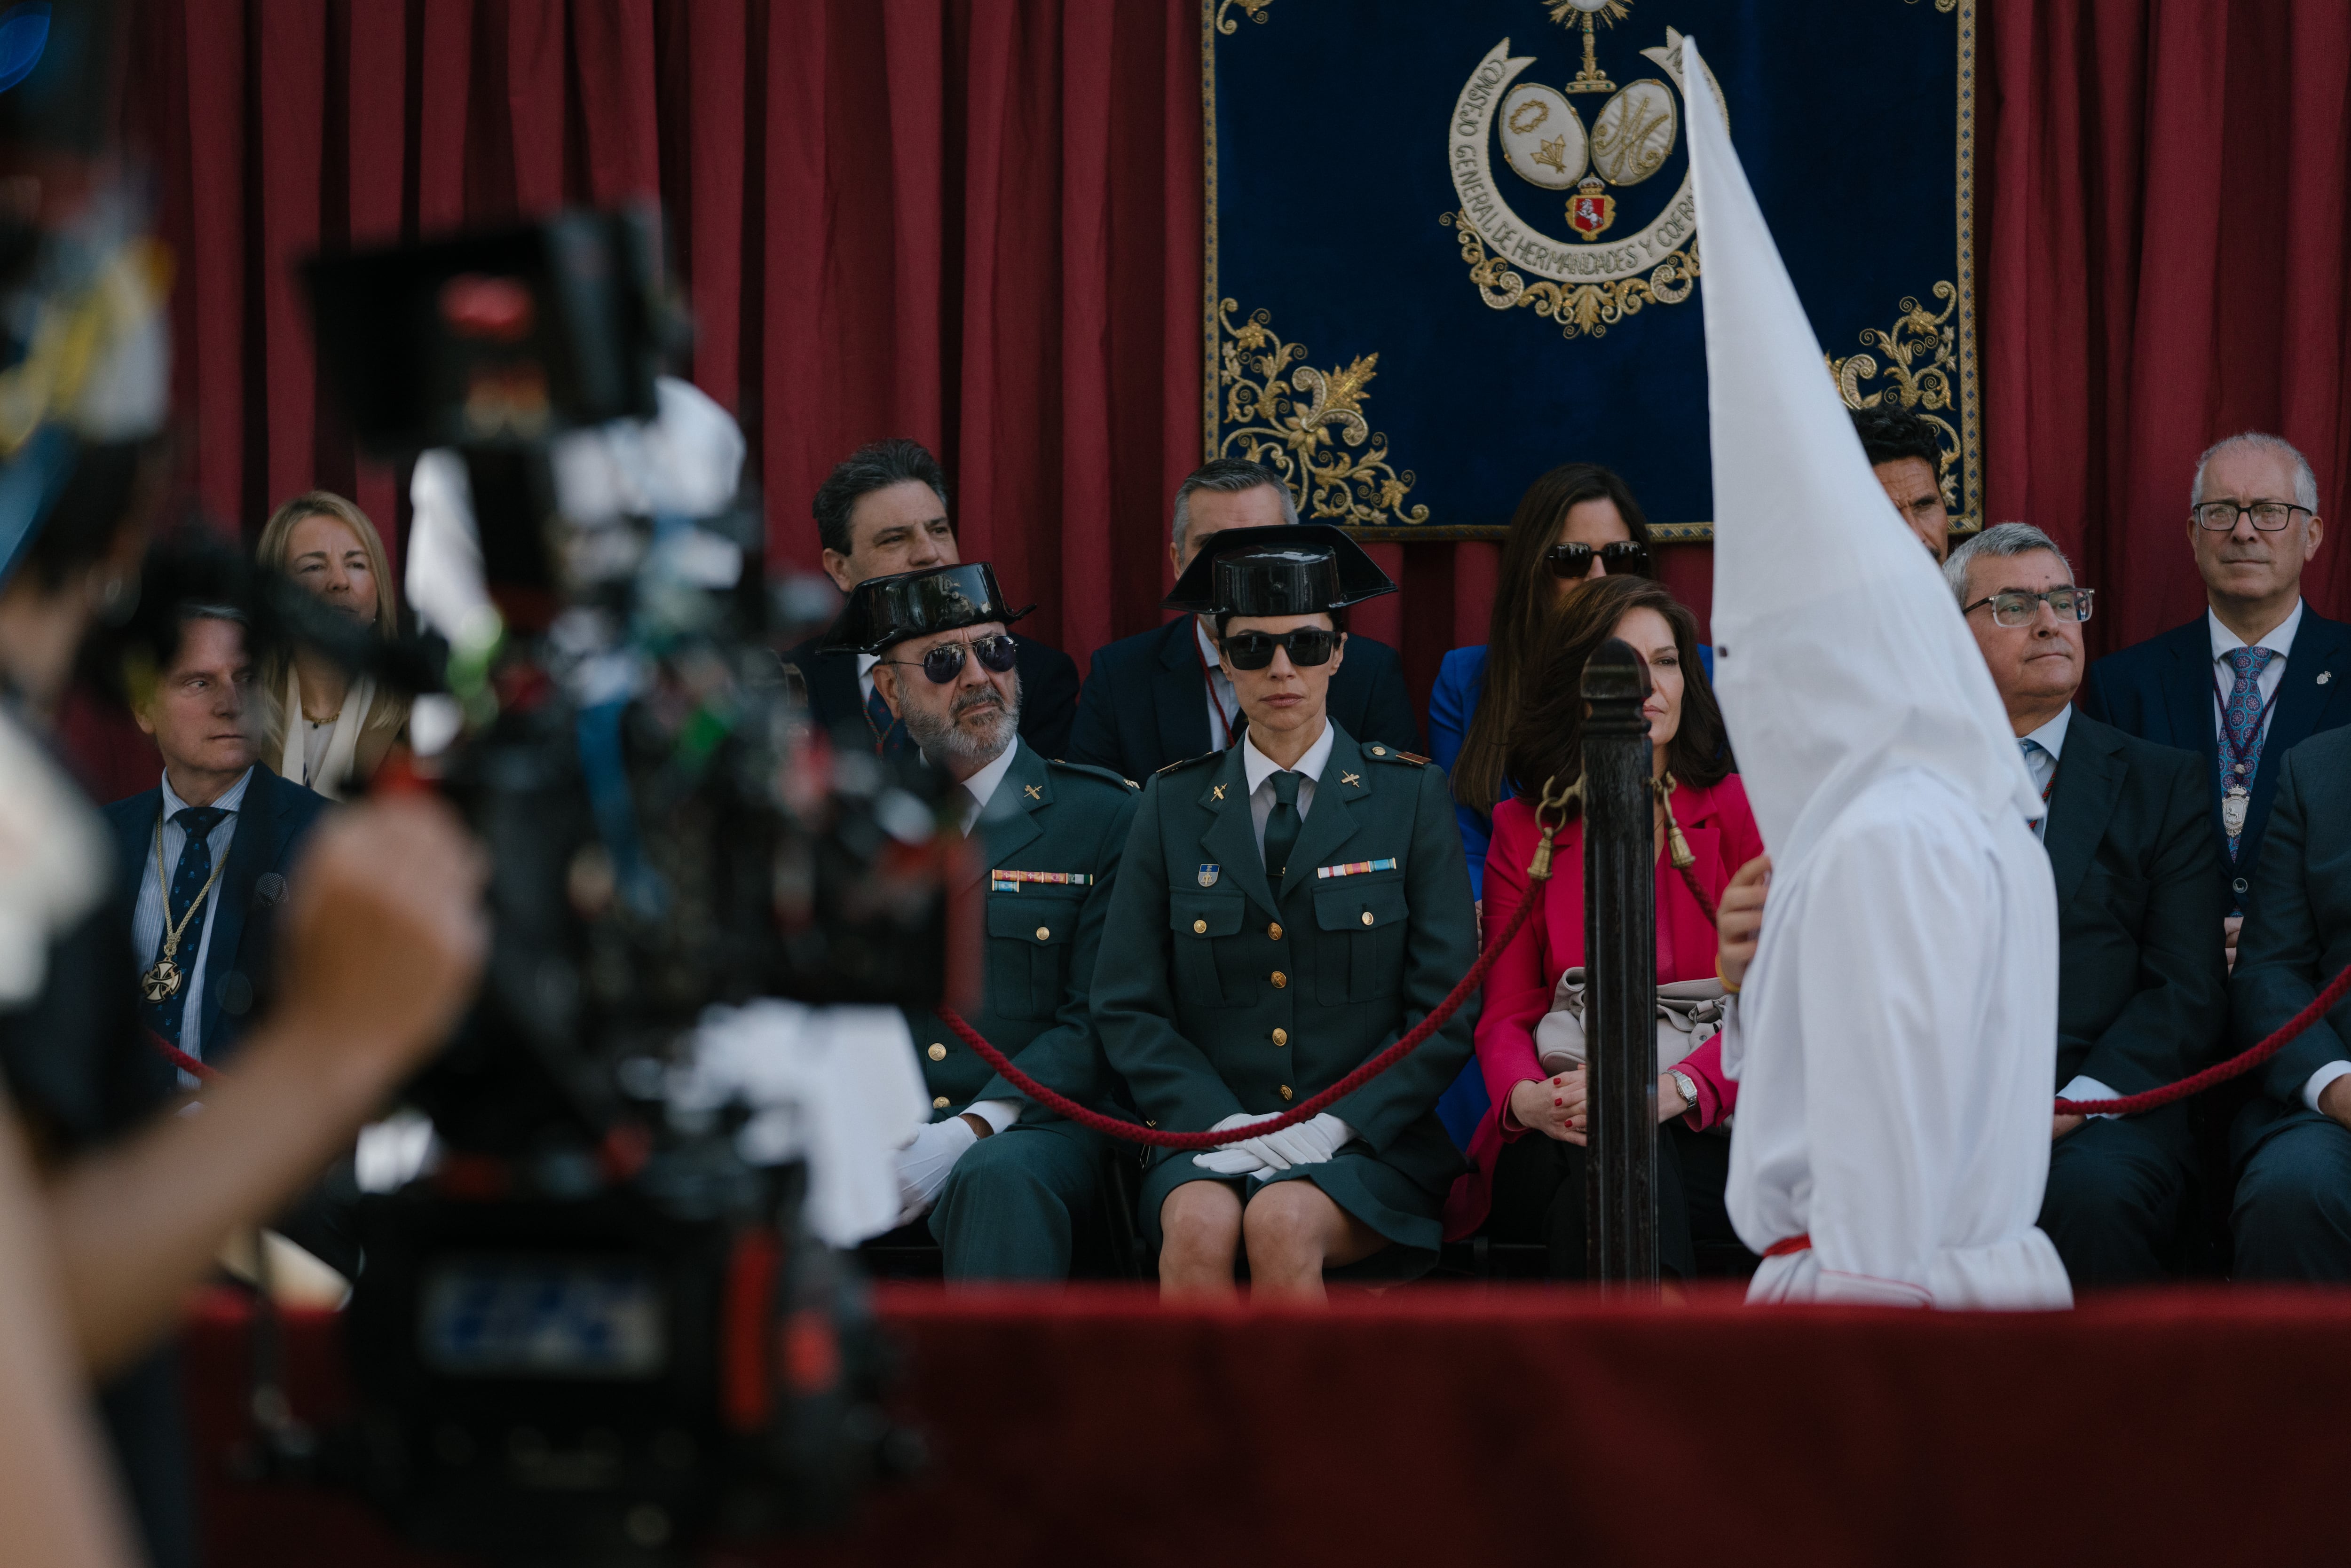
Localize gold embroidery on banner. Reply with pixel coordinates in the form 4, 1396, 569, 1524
1828, 282, 1963, 511
1550, 0, 1631, 94
1215, 300, 1432, 528
1214, 0, 1270, 34
1441, 209, 1699, 341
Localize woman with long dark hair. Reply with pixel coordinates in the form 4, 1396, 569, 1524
1442, 575, 1768, 1279
1428, 463, 1658, 897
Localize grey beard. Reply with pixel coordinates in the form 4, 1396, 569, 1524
903, 674, 1023, 773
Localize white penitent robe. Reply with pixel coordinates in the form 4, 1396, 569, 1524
1721, 770, 2073, 1309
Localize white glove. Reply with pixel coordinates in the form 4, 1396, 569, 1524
1191, 1111, 1281, 1176
892, 1114, 978, 1226
1232, 1113, 1353, 1174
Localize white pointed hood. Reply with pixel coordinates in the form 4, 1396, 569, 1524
1680, 36, 2038, 867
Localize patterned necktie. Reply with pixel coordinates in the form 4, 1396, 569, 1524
1262, 771, 1302, 890
2018, 739, 2049, 836
2220, 646, 2278, 862
864, 680, 907, 756
144, 805, 229, 1046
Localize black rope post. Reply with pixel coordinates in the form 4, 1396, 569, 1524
1582, 637, 1658, 1291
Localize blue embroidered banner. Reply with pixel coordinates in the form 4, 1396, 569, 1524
1204, 0, 1977, 540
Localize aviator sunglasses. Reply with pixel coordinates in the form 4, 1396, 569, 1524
1220, 628, 1338, 671
1544, 540, 1651, 579
882, 633, 1020, 684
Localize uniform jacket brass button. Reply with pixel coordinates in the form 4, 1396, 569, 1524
1279, 1085, 1294, 1100
1271, 971, 1287, 988
928, 1042, 947, 1061
1195, 918, 1209, 935
932, 1095, 951, 1110
1360, 910, 1375, 926
1035, 925, 1051, 941
1267, 922, 1283, 940
1271, 1028, 1288, 1046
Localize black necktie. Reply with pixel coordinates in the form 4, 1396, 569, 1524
1262, 770, 1302, 890
145, 805, 229, 1046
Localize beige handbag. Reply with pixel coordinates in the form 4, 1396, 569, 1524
1533, 967, 1731, 1078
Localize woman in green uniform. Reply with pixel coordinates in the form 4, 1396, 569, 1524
1092, 525, 1479, 1300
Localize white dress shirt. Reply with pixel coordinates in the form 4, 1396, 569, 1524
2207, 600, 2301, 739
1240, 719, 1335, 857
857, 652, 881, 710
2014, 710, 2121, 1118
1194, 619, 1241, 749
130, 767, 253, 1075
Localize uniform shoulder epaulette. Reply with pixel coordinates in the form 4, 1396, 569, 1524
1047, 757, 1141, 792
1156, 751, 1222, 776
1364, 744, 1429, 767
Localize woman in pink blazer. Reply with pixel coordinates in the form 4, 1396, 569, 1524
1443, 576, 1769, 1278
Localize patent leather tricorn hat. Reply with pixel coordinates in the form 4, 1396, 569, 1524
1159, 522, 1397, 617
817, 561, 1033, 655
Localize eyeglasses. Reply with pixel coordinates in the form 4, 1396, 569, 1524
1220, 628, 1337, 671
1961, 587, 2096, 628
2193, 499, 2312, 533
880, 633, 1020, 685
1544, 540, 1651, 579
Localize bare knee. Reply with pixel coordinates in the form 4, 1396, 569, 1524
1159, 1182, 1242, 1293
1242, 1183, 1338, 1279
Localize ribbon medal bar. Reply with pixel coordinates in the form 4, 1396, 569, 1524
1315, 858, 1399, 881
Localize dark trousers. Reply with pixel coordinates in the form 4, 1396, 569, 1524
2036, 1112, 2190, 1288
1488, 1121, 1738, 1280
2232, 1112, 2351, 1281
930, 1118, 1104, 1283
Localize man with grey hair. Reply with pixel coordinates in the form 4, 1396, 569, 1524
1946, 522, 2227, 1285
1065, 457, 1420, 780
2079, 432, 2350, 940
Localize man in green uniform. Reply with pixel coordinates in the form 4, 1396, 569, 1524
822, 561, 1138, 1280
1092, 526, 1479, 1300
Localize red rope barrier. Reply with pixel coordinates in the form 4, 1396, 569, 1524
941, 878, 1544, 1152
2055, 959, 2351, 1116
148, 1026, 218, 1082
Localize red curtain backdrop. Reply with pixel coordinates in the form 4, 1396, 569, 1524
81, 0, 2351, 803
1980, 0, 2351, 655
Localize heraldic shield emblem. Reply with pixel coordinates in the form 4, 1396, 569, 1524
1568, 176, 1617, 239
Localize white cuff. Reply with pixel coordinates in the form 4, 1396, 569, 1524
967, 1098, 1021, 1135
2301, 1062, 2351, 1115
2056, 1075, 2123, 1120
1324, 1115, 1354, 1148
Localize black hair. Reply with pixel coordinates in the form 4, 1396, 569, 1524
810, 438, 950, 558
1851, 403, 1942, 473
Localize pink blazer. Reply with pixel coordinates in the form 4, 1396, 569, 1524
1443, 774, 1766, 1241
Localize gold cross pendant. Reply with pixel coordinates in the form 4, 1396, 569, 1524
1024, 784, 1043, 800
1341, 771, 1362, 788
1212, 784, 1228, 801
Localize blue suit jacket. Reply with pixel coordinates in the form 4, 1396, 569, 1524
104, 765, 331, 1067
2076, 607, 2351, 909
1064, 615, 1422, 783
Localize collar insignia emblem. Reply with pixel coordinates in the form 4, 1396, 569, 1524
1341, 771, 1363, 788
1198, 864, 1220, 888
1212, 783, 1228, 801
1024, 784, 1043, 800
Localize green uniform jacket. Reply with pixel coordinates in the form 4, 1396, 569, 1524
1092, 723, 1479, 1256
906, 740, 1139, 1121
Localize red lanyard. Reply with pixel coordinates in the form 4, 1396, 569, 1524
1193, 624, 1236, 750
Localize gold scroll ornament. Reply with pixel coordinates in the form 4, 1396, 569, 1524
1215, 300, 1430, 529
1828, 282, 1963, 510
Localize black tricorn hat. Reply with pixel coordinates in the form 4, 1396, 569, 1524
817, 562, 1033, 656
1160, 522, 1398, 617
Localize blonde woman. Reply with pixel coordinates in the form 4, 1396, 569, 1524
255, 491, 408, 796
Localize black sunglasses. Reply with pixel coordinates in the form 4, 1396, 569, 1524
1221, 628, 1337, 671
1544, 540, 1651, 579
882, 633, 1020, 685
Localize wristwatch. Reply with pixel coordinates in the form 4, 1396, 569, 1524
1666, 1069, 1699, 1119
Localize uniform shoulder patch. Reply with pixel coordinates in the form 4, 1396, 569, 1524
1047, 757, 1140, 793
1366, 746, 1429, 767
1156, 751, 1222, 776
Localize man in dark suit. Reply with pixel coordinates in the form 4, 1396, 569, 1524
2076, 433, 2349, 953
1950, 525, 2229, 1285
2225, 724, 2351, 1278
105, 607, 331, 1076
1065, 458, 1421, 780
781, 438, 1080, 758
